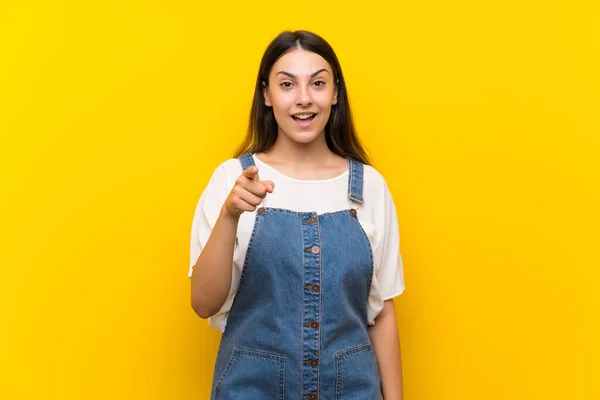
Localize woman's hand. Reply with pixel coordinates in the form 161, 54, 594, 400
222, 166, 274, 219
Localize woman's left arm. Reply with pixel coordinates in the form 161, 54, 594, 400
369, 299, 404, 400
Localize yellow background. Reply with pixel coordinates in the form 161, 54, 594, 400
1, 1, 598, 399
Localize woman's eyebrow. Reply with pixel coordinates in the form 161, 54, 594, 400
275, 68, 330, 79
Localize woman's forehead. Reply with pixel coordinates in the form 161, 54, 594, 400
271, 49, 332, 76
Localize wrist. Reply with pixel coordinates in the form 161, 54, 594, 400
220, 204, 241, 223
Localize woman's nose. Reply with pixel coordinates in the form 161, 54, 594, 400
296, 86, 312, 105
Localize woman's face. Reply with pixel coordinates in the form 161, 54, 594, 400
263, 48, 338, 145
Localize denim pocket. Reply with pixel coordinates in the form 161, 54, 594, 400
335, 343, 382, 400
215, 348, 285, 400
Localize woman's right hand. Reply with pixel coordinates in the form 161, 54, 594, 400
222, 166, 274, 219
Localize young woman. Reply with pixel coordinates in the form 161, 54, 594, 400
189, 30, 406, 400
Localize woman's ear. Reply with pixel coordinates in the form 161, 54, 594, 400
262, 81, 272, 107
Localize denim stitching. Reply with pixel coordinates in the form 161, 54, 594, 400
300, 213, 305, 396
334, 343, 375, 400
347, 156, 353, 201
229, 153, 260, 310
316, 213, 323, 398
349, 158, 357, 201
214, 347, 238, 400
260, 206, 351, 219
336, 343, 372, 359
216, 348, 286, 400
351, 215, 375, 297
235, 348, 286, 360
347, 158, 365, 204
231, 211, 261, 307
280, 355, 285, 400
335, 343, 373, 399
240, 153, 255, 170
335, 354, 342, 400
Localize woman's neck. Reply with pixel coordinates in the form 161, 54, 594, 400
255, 134, 348, 180
263, 131, 333, 163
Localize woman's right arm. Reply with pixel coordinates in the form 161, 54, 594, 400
190, 165, 274, 319
190, 206, 240, 319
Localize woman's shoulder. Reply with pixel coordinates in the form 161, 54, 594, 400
210, 157, 244, 179
362, 163, 390, 196
361, 164, 398, 222
201, 157, 244, 193
216, 157, 244, 173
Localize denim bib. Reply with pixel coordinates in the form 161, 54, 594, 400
210, 153, 382, 400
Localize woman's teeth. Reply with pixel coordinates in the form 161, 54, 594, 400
292, 113, 316, 120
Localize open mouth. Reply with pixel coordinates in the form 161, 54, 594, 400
291, 113, 317, 121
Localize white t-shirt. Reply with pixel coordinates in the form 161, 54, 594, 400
189, 154, 406, 332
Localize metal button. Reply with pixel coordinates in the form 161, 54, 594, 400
308, 217, 317, 223
257, 207, 266, 215
311, 284, 320, 293
311, 245, 320, 254
310, 321, 319, 329
310, 394, 317, 400
349, 208, 357, 217
303, 358, 319, 367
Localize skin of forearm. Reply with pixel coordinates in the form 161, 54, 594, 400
369, 299, 404, 400
190, 206, 239, 318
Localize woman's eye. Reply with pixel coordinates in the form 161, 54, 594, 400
280, 80, 325, 89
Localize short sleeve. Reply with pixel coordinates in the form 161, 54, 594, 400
372, 181, 406, 299
188, 164, 230, 278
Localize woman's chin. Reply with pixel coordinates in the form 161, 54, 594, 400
284, 124, 325, 141
290, 131, 323, 144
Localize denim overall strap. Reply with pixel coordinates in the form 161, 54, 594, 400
347, 157, 364, 204
239, 152, 255, 170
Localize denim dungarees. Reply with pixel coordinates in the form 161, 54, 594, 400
210, 152, 382, 400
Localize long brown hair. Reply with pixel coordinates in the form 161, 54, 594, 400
233, 30, 372, 166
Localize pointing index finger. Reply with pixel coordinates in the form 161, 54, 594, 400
243, 165, 259, 180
